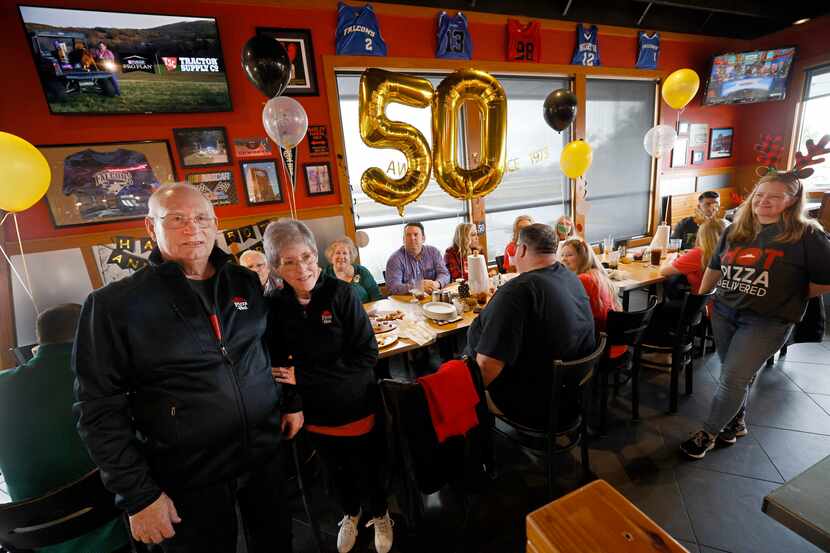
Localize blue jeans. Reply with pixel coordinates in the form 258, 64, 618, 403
703, 302, 793, 435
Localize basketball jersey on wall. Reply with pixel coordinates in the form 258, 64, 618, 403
571, 23, 600, 66
436, 12, 472, 59
336, 2, 387, 56
636, 31, 660, 69
506, 19, 541, 62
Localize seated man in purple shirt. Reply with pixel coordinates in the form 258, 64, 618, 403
385, 222, 451, 295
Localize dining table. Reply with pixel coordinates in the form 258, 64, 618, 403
365, 253, 679, 359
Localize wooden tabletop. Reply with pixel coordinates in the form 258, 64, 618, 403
763, 454, 830, 551
526, 479, 689, 553
610, 253, 678, 293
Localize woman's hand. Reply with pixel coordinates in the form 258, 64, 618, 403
271, 366, 296, 385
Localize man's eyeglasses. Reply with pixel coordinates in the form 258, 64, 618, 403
280, 252, 317, 271
153, 214, 216, 230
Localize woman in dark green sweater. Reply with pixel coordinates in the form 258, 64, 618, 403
322, 236, 383, 303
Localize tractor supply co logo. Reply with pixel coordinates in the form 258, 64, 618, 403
233, 296, 249, 311
161, 57, 178, 71
717, 246, 783, 298
180, 57, 220, 72
321, 310, 333, 325
122, 55, 154, 73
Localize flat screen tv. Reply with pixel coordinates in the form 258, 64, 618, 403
19, 6, 233, 115
703, 47, 796, 106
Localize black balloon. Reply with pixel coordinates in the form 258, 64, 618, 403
241, 36, 292, 98
543, 89, 578, 133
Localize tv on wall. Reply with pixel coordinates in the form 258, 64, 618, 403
19, 6, 233, 115
702, 47, 796, 106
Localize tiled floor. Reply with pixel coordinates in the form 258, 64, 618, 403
290, 335, 830, 553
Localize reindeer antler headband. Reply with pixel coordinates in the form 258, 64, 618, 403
755, 133, 830, 179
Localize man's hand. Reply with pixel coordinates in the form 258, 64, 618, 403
281, 411, 304, 439
423, 280, 440, 294
129, 492, 181, 544
271, 366, 296, 385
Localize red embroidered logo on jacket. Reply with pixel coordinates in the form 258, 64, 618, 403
321, 310, 333, 324
232, 296, 249, 311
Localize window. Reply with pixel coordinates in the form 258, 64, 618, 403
584, 78, 656, 243
335, 72, 466, 281
797, 65, 830, 189
483, 76, 571, 260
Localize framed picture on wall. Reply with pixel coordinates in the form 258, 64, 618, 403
709, 127, 734, 159
233, 137, 273, 159
185, 170, 237, 206
256, 27, 319, 96
38, 140, 177, 228
173, 127, 230, 167
692, 150, 704, 165
303, 162, 333, 196
241, 160, 284, 205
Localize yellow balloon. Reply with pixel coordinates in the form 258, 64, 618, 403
0, 132, 51, 213
432, 69, 507, 201
560, 140, 593, 178
359, 68, 434, 216
662, 68, 700, 110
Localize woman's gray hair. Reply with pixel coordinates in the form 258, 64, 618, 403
324, 236, 358, 263
263, 218, 318, 268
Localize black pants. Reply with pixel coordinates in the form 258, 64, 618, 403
160, 452, 291, 553
309, 430, 388, 518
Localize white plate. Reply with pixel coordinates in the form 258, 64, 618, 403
422, 301, 458, 321
376, 333, 399, 349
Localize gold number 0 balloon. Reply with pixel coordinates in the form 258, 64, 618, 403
359, 68, 434, 216
432, 69, 507, 200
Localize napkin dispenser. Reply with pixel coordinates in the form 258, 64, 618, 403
467, 253, 489, 295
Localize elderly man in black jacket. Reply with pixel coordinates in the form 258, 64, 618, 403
73, 184, 302, 553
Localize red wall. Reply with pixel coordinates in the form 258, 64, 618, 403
1, 0, 747, 241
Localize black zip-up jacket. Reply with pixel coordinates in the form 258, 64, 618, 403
73, 246, 295, 514
266, 273, 378, 427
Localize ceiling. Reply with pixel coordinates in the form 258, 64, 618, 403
372, 0, 827, 39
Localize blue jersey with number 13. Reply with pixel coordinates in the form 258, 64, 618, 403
336, 2, 387, 56
436, 12, 472, 60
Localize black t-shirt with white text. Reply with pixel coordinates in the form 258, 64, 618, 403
465, 263, 596, 427
709, 224, 830, 323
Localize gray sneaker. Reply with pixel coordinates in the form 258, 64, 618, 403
718, 412, 748, 445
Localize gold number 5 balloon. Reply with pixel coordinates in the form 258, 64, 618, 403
359, 68, 434, 216
432, 69, 507, 200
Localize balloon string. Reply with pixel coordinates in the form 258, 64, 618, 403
0, 212, 8, 227
13, 213, 39, 314
0, 242, 36, 312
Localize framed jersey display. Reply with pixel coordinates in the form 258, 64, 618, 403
38, 140, 177, 228
506, 19, 541, 62
336, 2, 387, 56
256, 27, 319, 96
436, 12, 472, 60
572, 23, 600, 66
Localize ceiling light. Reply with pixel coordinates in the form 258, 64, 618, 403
793, 18, 810, 25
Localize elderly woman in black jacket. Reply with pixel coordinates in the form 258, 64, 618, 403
263, 219, 391, 553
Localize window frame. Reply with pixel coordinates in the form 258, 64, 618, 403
323, 56, 664, 269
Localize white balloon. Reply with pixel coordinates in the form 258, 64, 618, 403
355, 230, 370, 248
643, 124, 678, 159
262, 96, 308, 149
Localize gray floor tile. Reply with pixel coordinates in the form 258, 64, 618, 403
751, 425, 830, 481
776, 343, 830, 366
700, 547, 732, 553
615, 477, 696, 542
746, 387, 830, 435
676, 466, 823, 553
780, 360, 830, 395
810, 393, 830, 416
679, 539, 701, 552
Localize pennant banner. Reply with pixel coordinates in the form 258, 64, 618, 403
256, 219, 271, 237
140, 237, 154, 253
224, 229, 242, 245
114, 236, 136, 253
281, 146, 298, 193
239, 225, 256, 242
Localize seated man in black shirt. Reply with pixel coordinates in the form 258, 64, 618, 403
465, 223, 596, 427
672, 191, 721, 250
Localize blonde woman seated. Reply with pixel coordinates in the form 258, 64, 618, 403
560, 238, 626, 359
503, 215, 533, 272
659, 218, 727, 294
444, 223, 480, 280
322, 236, 383, 303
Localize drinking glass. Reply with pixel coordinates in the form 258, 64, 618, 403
668, 239, 682, 253
649, 248, 663, 266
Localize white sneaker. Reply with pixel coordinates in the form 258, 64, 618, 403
337, 511, 360, 553
366, 511, 394, 553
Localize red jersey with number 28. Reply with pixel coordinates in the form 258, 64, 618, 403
507, 19, 541, 62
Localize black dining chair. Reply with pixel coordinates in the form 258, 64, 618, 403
492, 334, 606, 499
641, 291, 715, 413
0, 469, 128, 553
596, 298, 658, 435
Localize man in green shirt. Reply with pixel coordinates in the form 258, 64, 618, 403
0, 304, 129, 553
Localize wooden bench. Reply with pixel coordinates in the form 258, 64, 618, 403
526, 479, 689, 553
